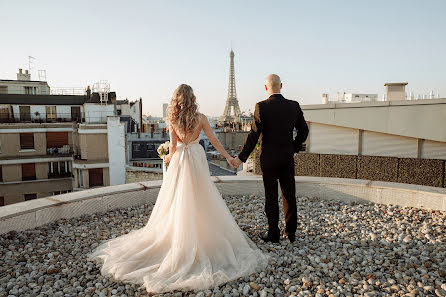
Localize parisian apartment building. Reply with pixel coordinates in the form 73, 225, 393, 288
0, 70, 126, 206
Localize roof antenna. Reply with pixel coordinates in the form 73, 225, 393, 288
28, 56, 35, 72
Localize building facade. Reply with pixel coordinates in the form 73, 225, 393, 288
0, 91, 125, 206
0, 123, 75, 205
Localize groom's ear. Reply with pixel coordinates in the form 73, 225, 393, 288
280, 83, 282, 89
265, 85, 268, 91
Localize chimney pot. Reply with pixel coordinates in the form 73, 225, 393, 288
19, 68, 22, 74
25, 70, 29, 75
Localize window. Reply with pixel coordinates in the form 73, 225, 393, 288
78, 169, 84, 187
20, 133, 34, 150
22, 163, 36, 181
0, 86, 7, 94
146, 143, 155, 151
48, 161, 71, 178
133, 143, 141, 152
71, 106, 81, 122
0, 165, 2, 182
24, 87, 37, 95
19, 106, 31, 121
24, 193, 37, 201
88, 168, 103, 187
46, 106, 56, 120
0, 107, 9, 120
0, 197, 4, 206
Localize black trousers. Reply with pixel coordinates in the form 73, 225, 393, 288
261, 158, 297, 238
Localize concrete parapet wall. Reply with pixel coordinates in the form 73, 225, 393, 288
1, 176, 445, 235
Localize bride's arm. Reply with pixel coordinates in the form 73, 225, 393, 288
201, 114, 232, 160
164, 124, 177, 163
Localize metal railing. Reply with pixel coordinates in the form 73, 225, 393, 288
0, 113, 84, 123
48, 172, 72, 179
0, 112, 114, 124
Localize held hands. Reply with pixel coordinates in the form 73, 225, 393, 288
227, 156, 242, 169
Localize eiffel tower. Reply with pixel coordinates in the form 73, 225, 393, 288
220, 49, 241, 123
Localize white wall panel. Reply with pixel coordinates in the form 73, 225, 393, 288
422, 140, 446, 160
362, 131, 417, 158
309, 123, 359, 155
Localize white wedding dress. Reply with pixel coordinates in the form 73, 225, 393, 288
88, 128, 269, 293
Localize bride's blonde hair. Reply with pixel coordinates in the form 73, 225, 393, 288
167, 84, 199, 138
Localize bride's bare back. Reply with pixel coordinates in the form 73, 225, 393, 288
168, 114, 232, 161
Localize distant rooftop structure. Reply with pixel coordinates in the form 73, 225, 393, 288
323, 82, 440, 104
384, 82, 408, 101
0, 68, 50, 95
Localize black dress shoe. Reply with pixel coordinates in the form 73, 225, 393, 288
287, 234, 295, 243
259, 232, 279, 243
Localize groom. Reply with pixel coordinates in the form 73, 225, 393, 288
230, 74, 308, 243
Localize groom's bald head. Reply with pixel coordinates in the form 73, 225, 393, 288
265, 74, 282, 94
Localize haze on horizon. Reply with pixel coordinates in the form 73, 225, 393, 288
1, 0, 445, 117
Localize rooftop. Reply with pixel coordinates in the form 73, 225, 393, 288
0, 177, 445, 296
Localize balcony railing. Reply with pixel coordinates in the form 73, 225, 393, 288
0, 113, 84, 123
48, 172, 72, 179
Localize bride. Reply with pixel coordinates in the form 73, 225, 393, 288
88, 84, 269, 293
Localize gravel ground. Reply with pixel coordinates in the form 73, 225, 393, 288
1, 195, 445, 297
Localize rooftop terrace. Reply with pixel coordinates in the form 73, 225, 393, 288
1, 177, 445, 297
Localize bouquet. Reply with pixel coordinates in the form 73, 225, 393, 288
158, 141, 170, 179
157, 141, 170, 160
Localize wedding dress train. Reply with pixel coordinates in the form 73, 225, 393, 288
88, 134, 269, 293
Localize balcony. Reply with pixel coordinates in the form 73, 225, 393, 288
46, 145, 74, 156
48, 171, 72, 179
0, 112, 85, 124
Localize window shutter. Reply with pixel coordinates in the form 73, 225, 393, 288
22, 163, 36, 181
46, 132, 68, 148
20, 133, 34, 149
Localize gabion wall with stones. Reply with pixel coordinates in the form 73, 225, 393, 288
294, 153, 320, 176
319, 154, 357, 179
398, 158, 445, 188
357, 156, 399, 183
251, 152, 446, 188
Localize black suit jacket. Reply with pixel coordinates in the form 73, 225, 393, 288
238, 94, 309, 168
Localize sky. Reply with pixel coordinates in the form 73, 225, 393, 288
1, 0, 445, 117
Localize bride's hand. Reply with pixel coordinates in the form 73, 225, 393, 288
164, 154, 172, 164
226, 156, 236, 168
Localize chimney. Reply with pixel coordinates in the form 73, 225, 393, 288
322, 93, 329, 104
384, 82, 408, 101
17, 68, 31, 81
